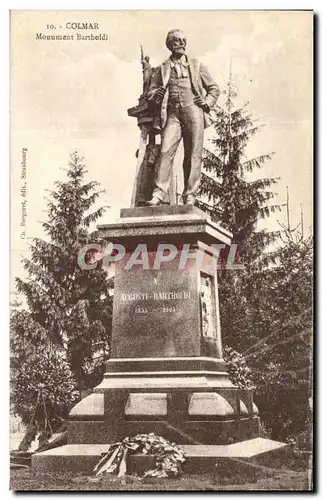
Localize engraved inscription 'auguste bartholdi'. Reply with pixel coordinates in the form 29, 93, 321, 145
146, 29, 220, 207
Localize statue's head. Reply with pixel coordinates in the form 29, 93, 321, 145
165, 29, 187, 56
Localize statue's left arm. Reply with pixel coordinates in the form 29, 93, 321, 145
199, 62, 220, 111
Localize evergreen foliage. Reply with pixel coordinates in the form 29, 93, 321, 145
246, 227, 313, 444
197, 80, 282, 352
12, 152, 112, 404
198, 80, 312, 445
197, 80, 280, 266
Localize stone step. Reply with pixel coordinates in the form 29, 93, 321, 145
32, 438, 290, 476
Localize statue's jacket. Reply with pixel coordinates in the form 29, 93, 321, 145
148, 56, 220, 130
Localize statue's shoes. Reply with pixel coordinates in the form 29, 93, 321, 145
184, 196, 195, 206
146, 196, 162, 206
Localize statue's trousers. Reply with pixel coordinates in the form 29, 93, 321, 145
152, 103, 204, 202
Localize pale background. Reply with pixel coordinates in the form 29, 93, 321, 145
10, 10, 313, 294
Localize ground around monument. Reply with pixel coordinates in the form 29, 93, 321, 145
10, 464, 312, 491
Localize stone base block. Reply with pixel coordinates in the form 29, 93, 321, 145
68, 380, 260, 445
66, 358, 260, 447
67, 421, 115, 445
32, 438, 289, 475
68, 358, 259, 445
68, 417, 259, 445
67, 418, 258, 445
69, 393, 104, 419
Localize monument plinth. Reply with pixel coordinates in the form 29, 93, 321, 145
62, 206, 260, 447
32, 207, 290, 474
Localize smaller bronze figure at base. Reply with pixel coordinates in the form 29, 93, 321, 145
146, 29, 220, 207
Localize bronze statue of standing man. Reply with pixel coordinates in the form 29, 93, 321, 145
146, 29, 220, 206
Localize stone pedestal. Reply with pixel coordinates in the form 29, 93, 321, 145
33, 206, 290, 473
67, 206, 260, 445
32, 206, 294, 473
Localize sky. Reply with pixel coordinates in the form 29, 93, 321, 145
10, 10, 313, 290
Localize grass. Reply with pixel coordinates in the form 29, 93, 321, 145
10, 467, 312, 491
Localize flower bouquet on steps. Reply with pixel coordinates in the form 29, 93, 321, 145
93, 433, 186, 479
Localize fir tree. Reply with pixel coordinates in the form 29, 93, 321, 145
198, 78, 281, 265
197, 79, 282, 351
245, 226, 313, 443
15, 151, 112, 391
197, 78, 312, 445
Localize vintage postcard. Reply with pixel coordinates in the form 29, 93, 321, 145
10, 10, 313, 491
